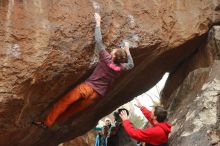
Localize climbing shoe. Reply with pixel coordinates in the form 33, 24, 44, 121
32, 121, 48, 129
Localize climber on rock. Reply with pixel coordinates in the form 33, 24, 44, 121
119, 99, 171, 146
32, 12, 134, 129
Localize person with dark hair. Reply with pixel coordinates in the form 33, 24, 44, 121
32, 13, 134, 129
107, 108, 136, 146
119, 99, 171, 146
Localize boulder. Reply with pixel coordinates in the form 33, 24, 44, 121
0, 0, 219, 145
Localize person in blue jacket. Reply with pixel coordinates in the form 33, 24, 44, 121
95, 126, 108, 146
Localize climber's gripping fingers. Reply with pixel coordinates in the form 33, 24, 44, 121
94, 13, 101, 27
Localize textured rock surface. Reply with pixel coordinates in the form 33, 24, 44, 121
162, 26, 220, 146
0, 0, 219, 146
59, 130, 96, 146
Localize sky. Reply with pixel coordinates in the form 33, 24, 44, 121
131, 72, 169, 116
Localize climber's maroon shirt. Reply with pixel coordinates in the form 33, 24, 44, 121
85, 49, 124, 96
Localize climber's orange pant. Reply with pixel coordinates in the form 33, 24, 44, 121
44, 83, 99, 127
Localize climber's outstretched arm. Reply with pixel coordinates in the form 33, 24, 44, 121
122, 41, 134, 70
94, 13, 105, 52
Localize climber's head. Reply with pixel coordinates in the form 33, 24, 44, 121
151, 106, 168, 123
111, 49, 128, 65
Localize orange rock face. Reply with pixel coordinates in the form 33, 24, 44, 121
0, 0, 219, 146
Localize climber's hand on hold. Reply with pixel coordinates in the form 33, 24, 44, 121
94, 13, 101, 27
124, 41, 129, 49
123, 40, 130, 54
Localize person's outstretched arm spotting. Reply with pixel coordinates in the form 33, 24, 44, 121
135, 99, 155, 126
